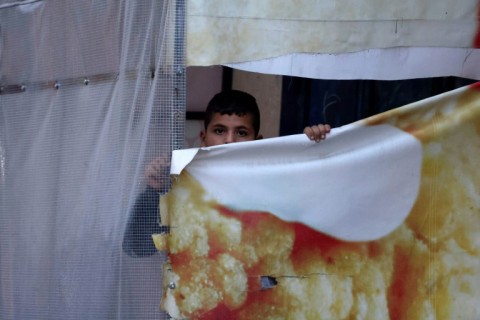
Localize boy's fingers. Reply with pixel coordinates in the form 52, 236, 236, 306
303, 126, 315, 140
144, 156, 171, 190
311, 126, 322, 141
304, 124, 330, 142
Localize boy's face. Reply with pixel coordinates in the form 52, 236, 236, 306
200, 112, 259, 147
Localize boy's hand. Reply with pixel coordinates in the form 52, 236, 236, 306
145, 157, 170, 190
304, 124, 331, 142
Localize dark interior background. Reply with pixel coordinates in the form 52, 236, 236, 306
280, 76, 476, 134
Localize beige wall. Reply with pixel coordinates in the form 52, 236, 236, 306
232, 70, 282, 139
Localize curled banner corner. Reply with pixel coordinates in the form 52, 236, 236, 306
170, 148, 200, 175
183, 124, 423, 243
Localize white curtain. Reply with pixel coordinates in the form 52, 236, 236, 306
0, 1, 184, 319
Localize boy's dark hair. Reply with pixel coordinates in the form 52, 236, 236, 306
204, 90, 261, 136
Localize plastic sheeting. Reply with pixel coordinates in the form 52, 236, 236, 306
0, 1, 184, 319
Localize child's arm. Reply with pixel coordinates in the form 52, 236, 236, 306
122, 186, 167, 257
304, 124, 331, 142
123, 156, 170, 257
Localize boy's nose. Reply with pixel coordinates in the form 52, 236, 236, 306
224, 132, 235, 144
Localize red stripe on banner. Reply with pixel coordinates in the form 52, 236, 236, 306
471, 81, 480, 90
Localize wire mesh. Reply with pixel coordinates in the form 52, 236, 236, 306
0, 0, 184, 319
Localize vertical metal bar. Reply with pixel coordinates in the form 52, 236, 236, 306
173, 0, 186, 152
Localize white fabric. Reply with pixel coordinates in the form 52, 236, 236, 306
226, 48, 480, 80
187, 0, 480, 79
172, 124, 422, 241
0, 1, 181, 319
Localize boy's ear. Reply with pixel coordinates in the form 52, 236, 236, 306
255, 134, 263, 140
199, 130, 206, 146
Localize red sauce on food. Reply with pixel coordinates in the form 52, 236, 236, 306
171, 206, 407, 319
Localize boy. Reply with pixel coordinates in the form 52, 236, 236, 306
123, 90, 330, 257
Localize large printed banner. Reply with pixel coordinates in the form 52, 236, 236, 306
155, 83, 480, 319
187, 0, 480, 80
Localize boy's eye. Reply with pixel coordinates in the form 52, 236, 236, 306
237, 130, 248, 137
213, 128, 225, 135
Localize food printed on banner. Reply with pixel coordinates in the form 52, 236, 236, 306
154, 84, 480, 320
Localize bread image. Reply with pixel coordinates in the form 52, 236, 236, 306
154, 84, 480, 319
